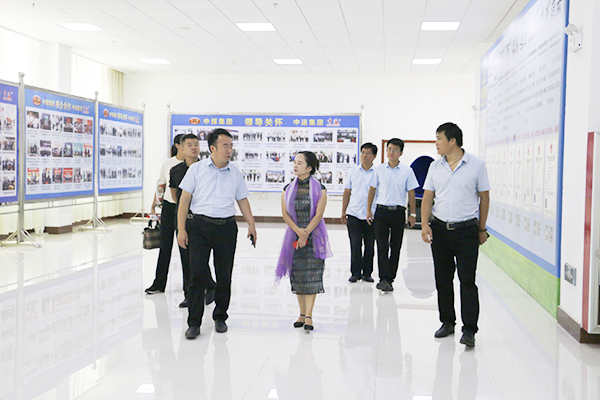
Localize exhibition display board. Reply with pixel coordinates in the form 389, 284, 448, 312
171, 113, 361, 194
24, 88, 95, 200
479, 0, 568, 277
98, 104, 143, 194
0, 81, 18, 203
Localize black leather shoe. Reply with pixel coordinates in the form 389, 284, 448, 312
376, 280, 386, 290
434, 323, 455, 338
361, 275, 374, 282
179, 299, 188, 308
185, 326, 200, 339
205, 288, 215, 305
382, 281, 394, 292
215, 320, 228, 333
348, 276, 360, 283
145, 286, 164, 295
460, 332, 475, 347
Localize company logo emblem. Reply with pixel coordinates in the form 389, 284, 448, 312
103, 109, 109, 117
189, 118, 200, 124
33, 95, 42, 106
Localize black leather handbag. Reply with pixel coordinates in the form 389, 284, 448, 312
143, 219, 161, 249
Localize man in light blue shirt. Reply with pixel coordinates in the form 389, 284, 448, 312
177, 128, 257, 339
421, 122, 490, 348
341, 143, 378, 283
367, 138, 419, 292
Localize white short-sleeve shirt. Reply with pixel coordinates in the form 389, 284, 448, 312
157, 156, 182, 204
344, 164, 376, 220
369, 162, 419, 207
423, 152, 490, 222
179, 157, 249, 218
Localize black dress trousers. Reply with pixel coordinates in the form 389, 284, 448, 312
430, 222, 480, 333
373, 207, 406, 283
346, 215, 375, 278
187, 217, 238, 328
150, 200, 177, 291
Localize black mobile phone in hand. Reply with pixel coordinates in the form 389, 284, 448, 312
249, 234, 256, 247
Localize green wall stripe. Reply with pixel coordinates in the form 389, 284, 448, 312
481, 236, 560, 317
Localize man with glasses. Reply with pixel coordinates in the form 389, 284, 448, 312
367, 138, 418, 292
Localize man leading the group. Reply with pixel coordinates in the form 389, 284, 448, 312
177, 128, 257, 339
169, 133, 216, 309
420, 122, 490, 348
367, 138, 418, 292
341, 142, 378, 283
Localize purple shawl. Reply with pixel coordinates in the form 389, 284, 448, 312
275, 176, 333, 283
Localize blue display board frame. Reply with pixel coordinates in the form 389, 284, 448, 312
479, 0, 569, 278
98, 103, 144, 195
24, 87, 95, 201
0, 80, 19, 203
170, 113, 361, 194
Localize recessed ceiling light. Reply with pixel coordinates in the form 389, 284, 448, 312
58, 23, 102, 32
412, 59, 442, 65
274, 59, 302, 65
140, 58, 171, 65
236, 23, 275, 32
421, 22, 460, 31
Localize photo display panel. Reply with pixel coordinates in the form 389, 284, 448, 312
25, 88, 95, 200
171, 114, 360, 194
98, 104, 143, 194
479, 0, 567, 277
0, 82, 18, 203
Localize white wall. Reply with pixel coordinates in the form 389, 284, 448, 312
560, 0, 600, 326
123, 73, 477, 217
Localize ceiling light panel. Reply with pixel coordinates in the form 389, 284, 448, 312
412, 58, 442, 64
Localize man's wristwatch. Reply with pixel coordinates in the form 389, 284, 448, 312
410, 213, 417, 217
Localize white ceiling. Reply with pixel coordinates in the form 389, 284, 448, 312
0, 0, 529, 74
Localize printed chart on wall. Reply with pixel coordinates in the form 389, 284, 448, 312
0, 82, 18, 203
479, 0, 567, 276
25, 88, 95, 200
171, 114, 360, 194
98, 104, 143, 194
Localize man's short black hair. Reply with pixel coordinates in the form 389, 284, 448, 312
387, 138, 404, 152
436, 122, 463, 147
181, 133, 199, 144
208, 128, 232, 151
361, 142, 378, 155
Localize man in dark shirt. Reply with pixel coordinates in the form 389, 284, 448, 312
169, 133, 216, 308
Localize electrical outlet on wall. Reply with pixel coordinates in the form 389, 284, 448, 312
564, 263, 576, 285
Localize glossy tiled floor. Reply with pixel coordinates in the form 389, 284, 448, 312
2, 220, 600, 400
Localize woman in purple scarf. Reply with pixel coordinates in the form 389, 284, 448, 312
276, 151, 333, 331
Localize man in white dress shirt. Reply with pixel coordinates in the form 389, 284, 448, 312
367, 138, 419, 293
421, 122, 490, 347
341, 143, 378, 283
177, 128, 257, 339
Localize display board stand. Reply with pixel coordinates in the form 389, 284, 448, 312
1, 73, 41, 248
129, 103, 148, 223
80, 92, 110, 232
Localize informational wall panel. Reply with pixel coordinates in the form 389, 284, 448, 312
480, 0, 567, 276
98, 104, 143, 194
24, 88, 95, 200
171, 114, 360, 194
0, 82, 18, 203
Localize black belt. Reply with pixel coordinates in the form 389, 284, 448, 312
432, 216, 478, 230
376, 204, 406, 211
193, 214, 236, 225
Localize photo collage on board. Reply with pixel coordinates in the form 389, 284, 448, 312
99, 116, 143, 191
0, 98, 17, 199
173, 122, 359, 193
25, 103, 94, 197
